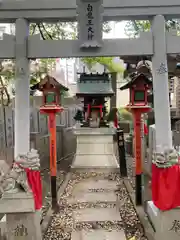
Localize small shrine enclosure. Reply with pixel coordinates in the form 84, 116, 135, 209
76, 73, 114, 127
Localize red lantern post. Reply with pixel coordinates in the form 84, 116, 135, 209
38, 75, 64, 209
120, 73, 152, 205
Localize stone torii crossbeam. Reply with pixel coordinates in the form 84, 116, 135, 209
1, 0, 180, 21
0, 0, 178, 164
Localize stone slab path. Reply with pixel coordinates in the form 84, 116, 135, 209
73, 207, 122, 223
70, 177, 126, 240
72, 179, 118, 193
68, 191, 117, 204
45, 172, 147, 240
72, 230, 125, 240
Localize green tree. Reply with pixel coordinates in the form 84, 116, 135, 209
0, 22, 124, 106
82, 57, 124, 72
30, 22, 124, 73
118, 107, 132, 122
124, 19, 180, 38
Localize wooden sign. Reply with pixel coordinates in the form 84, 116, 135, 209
77, 0, 103, 48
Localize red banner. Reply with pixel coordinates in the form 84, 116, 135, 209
25, 168, 42, 210
152, 163, 180, 210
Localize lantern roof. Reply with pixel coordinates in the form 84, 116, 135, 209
30, 75, 69, 92
76, 73, 114, 97
120, 73, 152, 91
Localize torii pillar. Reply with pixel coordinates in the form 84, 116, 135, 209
151, 15, 172, 150
14, 18, 30, 157
2, 19, 42, 240
147, 15, 179, 240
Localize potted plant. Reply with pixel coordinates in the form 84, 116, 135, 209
74, 109, 83, 128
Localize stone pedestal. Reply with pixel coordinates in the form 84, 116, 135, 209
0, 192, 42, 240
147, 201, 180, 240
0, 215, 6, 239
72, 127, 119, 171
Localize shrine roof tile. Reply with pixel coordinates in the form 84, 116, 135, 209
76, 81, 114, 96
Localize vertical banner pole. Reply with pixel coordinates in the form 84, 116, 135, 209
48, 112, 57, 209
117, 129, 127, 177
134, 111, 142, 205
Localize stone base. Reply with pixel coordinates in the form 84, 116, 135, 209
72, 128, 119, 170
0, 212, 42, 240
0, 215, 6, 239
71, 155, 119, 169
0, 192, 41, 239
6, 211, 42, 240
0, 192, 35, 213
147, 201, 180, 240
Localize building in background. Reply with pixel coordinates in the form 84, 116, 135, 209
0, 24, 14, 39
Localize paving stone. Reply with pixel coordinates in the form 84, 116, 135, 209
68, 191, 117, 204
73, 208, 121, 223
72, 180, 118, 194
71, 230, 126, 240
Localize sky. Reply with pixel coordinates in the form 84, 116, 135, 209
103, 21, 128, 39
0, 21, 127, 38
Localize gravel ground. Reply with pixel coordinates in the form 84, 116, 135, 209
41, 170, 66, 221
126, 154, 136, 189
44, 172, 148, 240
114, 140, 136, 189
41, 156, 73, 221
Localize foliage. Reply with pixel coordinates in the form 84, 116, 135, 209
82, 57, 124, 72
31, 22, 124, 74
118, 107, 132, 122
124, 19, 180, 38
0, 21, 123, 105
74, 109, 83, 122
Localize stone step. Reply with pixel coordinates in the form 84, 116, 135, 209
68, 191, 117, 204
72, 180, 118, 194
71, 230, 126, 240
73, 208, 121, 223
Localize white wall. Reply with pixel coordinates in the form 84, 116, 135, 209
116, 76, 129, 107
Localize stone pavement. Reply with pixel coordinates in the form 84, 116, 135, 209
71, 230, 126, 240
70, 178, 126, 240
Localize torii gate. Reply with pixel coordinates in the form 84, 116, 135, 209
0, 0, 180, 157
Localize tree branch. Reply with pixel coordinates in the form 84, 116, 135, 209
37, 24, 46, 40
40, 23, 54, 39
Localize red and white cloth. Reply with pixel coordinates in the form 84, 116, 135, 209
152, 163, 180, 210
25, 168, 42, 210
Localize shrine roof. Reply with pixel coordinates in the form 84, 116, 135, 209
30, 75, 69, 92
120, 73, 152, 90
76, 73, 114, 96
